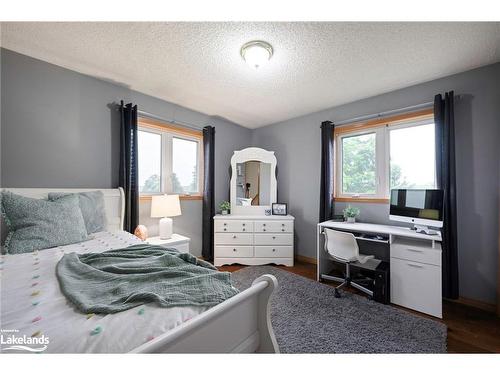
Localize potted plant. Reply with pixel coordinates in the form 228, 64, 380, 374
343, 205, 360, 223
219, 201, 231, 215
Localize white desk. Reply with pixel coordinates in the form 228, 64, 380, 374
317, 221, 442, 318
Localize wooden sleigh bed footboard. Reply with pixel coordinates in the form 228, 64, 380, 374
130, 274, 279, 353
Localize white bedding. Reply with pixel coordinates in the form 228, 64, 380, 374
0, 231, 209, 353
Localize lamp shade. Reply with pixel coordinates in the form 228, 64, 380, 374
151, 195, 182, 218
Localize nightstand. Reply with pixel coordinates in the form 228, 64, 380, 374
147, 234, 190, 253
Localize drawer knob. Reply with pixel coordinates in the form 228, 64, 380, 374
272, 248, 276, 252
281, 223, 285, 226
281, 229, 285, 232
263, 223, 266, 226
224, 228, 227, 231
263, 229, 266, 232
223, 223, 227, 226
233, 248, 237, 252
272, 236, 276, 239
233, 235, 237, 239
243, 229, 246, 231
242, 223, 245, 226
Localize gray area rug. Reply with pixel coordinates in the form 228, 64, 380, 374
231, 266, 447, 353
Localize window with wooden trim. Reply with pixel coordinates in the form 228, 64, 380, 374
335, 109, 436, 202
138, 118, 203, 199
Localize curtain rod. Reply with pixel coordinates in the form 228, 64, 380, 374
333, 101, 434, 127
137, 110, 204, 132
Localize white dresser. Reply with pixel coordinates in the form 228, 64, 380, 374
214, 214, 295, 267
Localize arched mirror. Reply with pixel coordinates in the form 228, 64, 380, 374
230, 148, 277, 215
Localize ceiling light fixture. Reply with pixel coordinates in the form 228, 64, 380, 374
240, 40, 273, 69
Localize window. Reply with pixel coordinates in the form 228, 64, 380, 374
341, 132, 377, 195
138, 130, 162, 194
138, 119, 203, 198
335, 111, 436, 201
389, 123, 435, 190
172, 137, 199, 195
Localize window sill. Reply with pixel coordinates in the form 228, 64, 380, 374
140, 195, 203, 202
334, 197, 389, 204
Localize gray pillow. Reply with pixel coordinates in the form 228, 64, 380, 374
1, 191, 89, 254
48, 191, 107, 234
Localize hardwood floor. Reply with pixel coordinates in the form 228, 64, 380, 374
219, 261, 500, 353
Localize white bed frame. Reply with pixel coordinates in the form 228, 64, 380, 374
4, 188, 280, 353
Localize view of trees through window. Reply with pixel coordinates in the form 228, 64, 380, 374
340, 122, 436, 196
342, 133, 376, 194
138, 129, 200, 195
142, 174, 161, 193
138, 130, 161, 194
172, 137, 198, 194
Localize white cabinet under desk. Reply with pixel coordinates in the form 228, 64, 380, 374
317, 221, 443, 318
214, 215, 295, 267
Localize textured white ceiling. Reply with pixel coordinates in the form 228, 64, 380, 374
2, 22, 500, 128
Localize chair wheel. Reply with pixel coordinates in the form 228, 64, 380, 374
334, 289, 341, 298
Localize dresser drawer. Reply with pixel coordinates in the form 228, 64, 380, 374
254, 233, 293, 246
215, 220, 253, 233
215, 233, 253, 245
255, 246, 293, 258
254, 220, 293, 233
215, 246, 253, 258
390, 257, 442, 317
391, 239, 441, 266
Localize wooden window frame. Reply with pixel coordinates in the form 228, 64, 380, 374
334, 108, 434, 204
138, 117, 203, 201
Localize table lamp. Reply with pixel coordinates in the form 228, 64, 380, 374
151, 194, 182, 239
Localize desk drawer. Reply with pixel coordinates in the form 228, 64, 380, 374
254, 233, 293, 246
214, 220, 253, 233
254, 220, 293, 233
215, 246, 253, 258
215, 233, 253, 245
254, 246, 293, 258
390, 257, 442, 318
391, 239, 441, 266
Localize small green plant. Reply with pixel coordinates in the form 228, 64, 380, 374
343, 205, 360, 218
219, 201, 231, 212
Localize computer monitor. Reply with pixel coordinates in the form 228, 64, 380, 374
390, 189, 444, 233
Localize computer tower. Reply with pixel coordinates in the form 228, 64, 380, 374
350, 261, 390, 304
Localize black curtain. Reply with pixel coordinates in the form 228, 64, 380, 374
319, 121, 335, 222
202, 126, 216, 261
119, 101, 139, 233
434, 91, 459, 299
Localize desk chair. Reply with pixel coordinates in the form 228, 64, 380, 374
321, 228, 375, 298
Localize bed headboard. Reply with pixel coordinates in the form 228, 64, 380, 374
2, 188, 125, 231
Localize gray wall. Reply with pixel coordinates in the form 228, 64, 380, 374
0, 49, 252, 256
253, 63, 500, 304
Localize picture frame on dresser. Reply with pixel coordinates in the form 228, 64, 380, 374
272, 203, 287, 216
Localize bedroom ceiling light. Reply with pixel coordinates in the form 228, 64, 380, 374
240, 40, 273, 69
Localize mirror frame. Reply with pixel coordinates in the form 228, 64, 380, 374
230, 147, 277, 215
